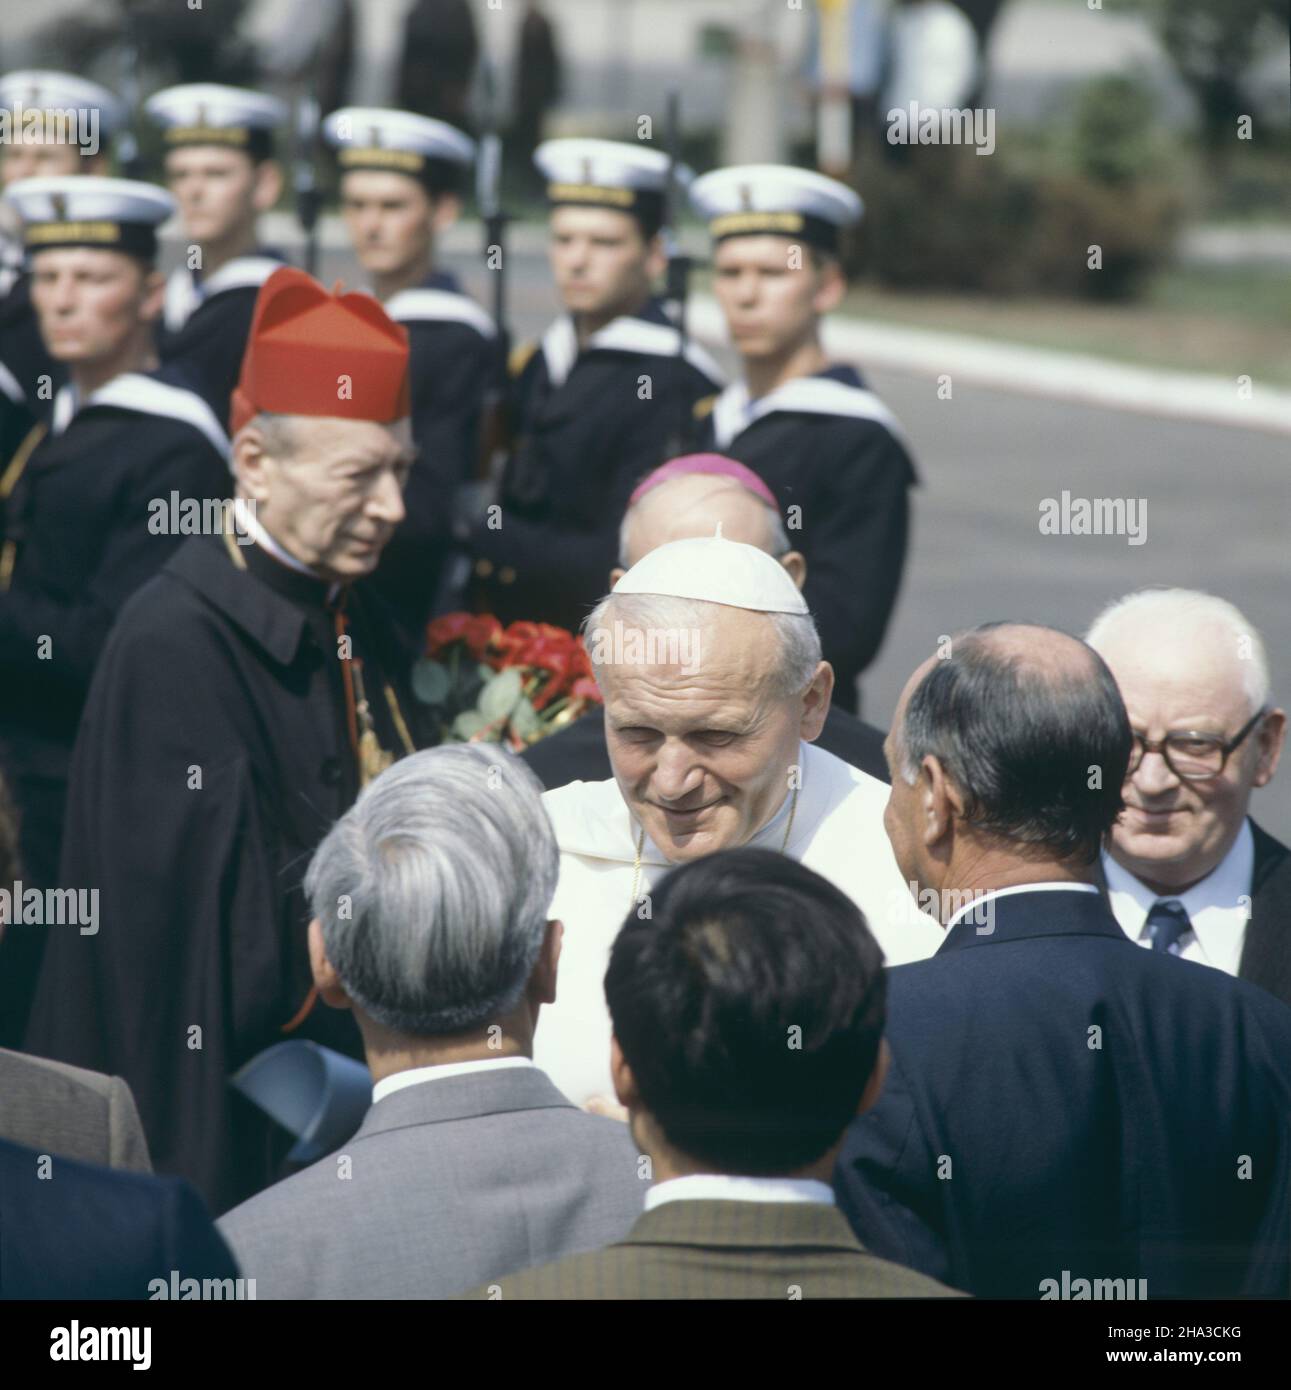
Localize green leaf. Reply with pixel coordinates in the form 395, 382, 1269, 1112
451, 709, 491, 741
411, 659, 451, 706
479, 666, 523, 721
510, 695, 541, 740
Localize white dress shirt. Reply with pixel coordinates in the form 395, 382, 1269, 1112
1102, 820, 1254, 977
371, 1055, 534, 1104
644, 1174, 835, 1212
943, 880, 1100, 932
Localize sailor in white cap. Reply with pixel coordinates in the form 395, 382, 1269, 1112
0, 175, 230, 1044
689, 163, 917, 719
323, 105, 494, 640
0, 71, 123, 455
466, 137, 724, 634
532, 531, 942, 1107
146, 84, 288, 430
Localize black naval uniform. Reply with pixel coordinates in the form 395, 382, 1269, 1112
158, 251, 285, 431
469, 298, 724, 633
374, 269, 493, 644
699, 364, 916, 714
24, 533, 432, 1214
0, 370, 231, 1045
0, 268, 65, 457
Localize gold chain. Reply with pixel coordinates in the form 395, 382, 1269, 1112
629, 785, 800, 912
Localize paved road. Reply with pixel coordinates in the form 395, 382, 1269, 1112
306, 235, 1291, 840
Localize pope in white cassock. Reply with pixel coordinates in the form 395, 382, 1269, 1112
533, 531, 942, 1105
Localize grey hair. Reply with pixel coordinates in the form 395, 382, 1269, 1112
582, 590, 821, 699
1085, 587, 1270, 716
304, 745, 559, 1037
239, 411, 297, 458
617, 486, 792, 569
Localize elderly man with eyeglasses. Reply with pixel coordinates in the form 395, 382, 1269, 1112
1086, 588, 1290, 1008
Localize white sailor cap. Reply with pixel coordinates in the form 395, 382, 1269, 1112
613, 529, 809, 616
535, 138, 680, 235
0, 70, 125, 140
145, 84, 287, 160
322, 107, 475, 193
689, 164, 862, 253
4, 175, 175, 262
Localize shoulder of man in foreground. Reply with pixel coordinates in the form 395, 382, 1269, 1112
216, 1070, 646, 1295
0, 1048, 151, 1173
456, 1202, 966, 1300
0, 1137, 236, 1299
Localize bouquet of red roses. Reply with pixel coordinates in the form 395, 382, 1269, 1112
412, 613, 602, 750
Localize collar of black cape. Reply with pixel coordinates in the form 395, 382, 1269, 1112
164, 533, 339, 668
937, 884, 1125, 954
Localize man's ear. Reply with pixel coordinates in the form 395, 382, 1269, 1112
812, 257, 847, 316
1253, 708, 1286, 788
608, 565, 626, 587
527, 918, 563, 1009
799, 660, 834, 743
921, 754, 963, 848
430, 191, 462, 235
139, 268, 167, 326
308, 917, 352, 1010
233, 422, 274, 504
779, 549, 807, 590
643, 231, 668, 282
253, 159, 284, 214
610, 1035, 640, 1110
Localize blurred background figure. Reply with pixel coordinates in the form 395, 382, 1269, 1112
882, 0, 978, 117
396, 0, 479, 133
804, 0, 890, 178
511, 0, 563, 194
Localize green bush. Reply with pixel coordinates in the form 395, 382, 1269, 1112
851, 77, 1187, 301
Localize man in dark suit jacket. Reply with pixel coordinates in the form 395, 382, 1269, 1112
521, 454, 889, 790
0, 1138, 237, 1299
472, 849, 958, 1299
1085, 588, 1290, 1008
834, 623, 1291, 1300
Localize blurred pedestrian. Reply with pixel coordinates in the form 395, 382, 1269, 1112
511, 1, 562, 190
396, 0, 479, 132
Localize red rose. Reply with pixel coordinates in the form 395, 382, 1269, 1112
570, 676, 602, 704
426, 611, 474, 657
463, 614, 501, 661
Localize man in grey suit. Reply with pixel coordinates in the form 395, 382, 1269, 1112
473, 850, 958, 1299
217, 745, 645, 1298
0, 1050, 151, 1172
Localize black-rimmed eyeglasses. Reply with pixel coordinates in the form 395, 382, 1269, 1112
1127, 708, 1267, 781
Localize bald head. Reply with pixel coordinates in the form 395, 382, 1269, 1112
618, 473, 792, 572
891, 622, 1131, 866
